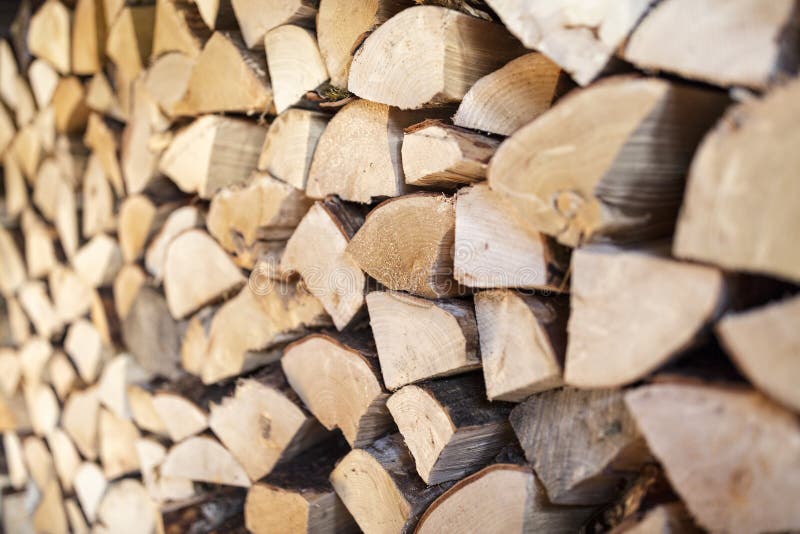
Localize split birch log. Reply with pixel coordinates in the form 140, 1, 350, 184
485, 0, 653, 85
121, 80, 170, 194
244, 439, 358, 534
24, 382, 60, 436
23, 435, 56, 490
453, 53, 563, 136
28, 58, 59, 108
47, 428, 81, 492
84, 113, 124, 196
136, 438, 195, 502
12, 124, 42, 181
62, 387, 100, 460
19, 337, 52, 386
348, 5, 526, 108
75, 462, 108, 523
33, 158, 66, 221
72, 233, 123, 288
27, 0, 71, 74
0, 39, 19, 107
2, 154, 27, 220
510, 387, 649, 505
14, 75, 36, 127
489, 76, 730, 247
105, 5, 155, 81
401, 121, 499, 188
6, 295, 31, 346
122, 286, 183, 379
54, 177, 80, 261
0, 226, 26, 296
0, 349, 21, 397
366, 291, 479, 390
347, 194, 460, 297
159, 115, 266, 198
282, 333, 392, 447
161, 435, 251, 487
85, 72, 125, 121
173, 31, 272, 115
48, 351, 78, 401
97, 479, 161, 534
231, 0, 316, 49
81, 155, 116, 238
474, 290, 567, 402
3, 432, 28, 489
625, 383, 800, 533
52, 77, 90, 134
144, 205, 202, 282
54, 133, 89, 189
716, 295, 800, 412
113, 264, 145, 319
72, 0, 105, 74
674, 77, 800, 284
194, 0, 237, 30
18, 281, 64, 339
454, 183, 568, 290
49, 264, 93, 323
200, 280, 329, 384
316, 0, 411, 89
388, 373, 514, 484
127, 385, 169, 436
264, 25, 328, 114
624, 0, 800, 90
117, 195, 156, 263
163, 229, 245, 319
97, 354, 150, 420
306, 100, 443, 202
21, 209, 56, 279
33, 479, 68, 534
98, 407, 141, 478
152, 0, 210, 58
144, 52, 195, 117
152, 384, 211, 442
564, 247, 724, 388
416, 464, 596, 534
180, 305, 217, 376
280, 198, 365, 329
257, 108, 328, 189
330, 433, 451, 534
209, 364, 328, 482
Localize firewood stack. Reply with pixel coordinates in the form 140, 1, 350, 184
0, 0, 799, 532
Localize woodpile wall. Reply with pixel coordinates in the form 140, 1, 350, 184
0, 0, 798, 532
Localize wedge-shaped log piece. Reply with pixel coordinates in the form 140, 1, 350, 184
159, 115, 266, 198
209, 364, 328, 481
73, 233, 123, 288
281, 198, 365, 329
122, 286, 183, 379
99, 408, 141, 478
201, 281, 329, 384
388, 373, 513, 484
75, 462, 107, 523
153, 0, 210, 58
86, 72, 125, 121
52, 77, 90, 134
18, 281, 64, 339
510, 388, 649, 505
121, 80, 170, 194
454, 53, 562, 136
163, 229, 245, 319
264, 25, 328, 113
65, 499, 89, 534
455, 184, 568, 289
24, 382, 60, 436
152, 391, 209, 442
27, 0, 71, 74
194, 0, 237, 30
283, 333, 392, 447
48, 351, 77, 401
492, 77, 729, 246
232, 0, 316, 49
19, 337, 52, 386
145, 205, 202, 282
97, 354, 150, 420
674, 77, 800, 283
625, 0, 799, 90
105, 5, 155, 81
717, 295, 800, 412
84, 113, 124, 196
50, 265, 92, 323
34, 479, 68, 534
13, 76, 36, 127
113, 265, 145, 320
367, 291, 479, 390
145, 52, 195, 117
5, 296, 30, 347
72, 0, 105, 74
402, 121, 499, 188
22, 209, 56, 279
81, 156, 115, 238
317, 0, 411, 89
565, 248, 724, 388
417, 464, 596, 533
475, 290, 567, 402
348, 194, 460, 297
173, 31, 272, 115
349, 6, 526, 108
330, 434, 450, 534
127, 385, 168, 436
23, 435, 56, 490
0, 39, 18, 107
485, 0, 653, 85
97, 480, 160, 534
47, 428, 81, 493
0, 227, 26, 296
117, 195, 156, 264
3, 432, 28, 490
136, 438, 195, 503
63, 387, 100, 460
13, 124, 42, 181
306, 100, 436, 202
626, 383, 800, 533
3, 154, 27, 219
29, 59, 59, 108
161, 435, 251, 487
258, 108, 328, 189
33, 158, 68, 221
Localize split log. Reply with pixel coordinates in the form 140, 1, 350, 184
97, 479, 161, 534
28, 58, 59, 109
21, 209, 56, 279
48, 351, 78, 401
6, 295, 31, 345
366, 291, 479, 390
12, 123, 42, 181
674, 77, 800, 283
159, 115, 266, 198
454, 183, 568, 290
52, 77, 90, 134
489, 76, 729, 247
122, 286, 183, 379
624, 0, 799, 90
348, 5, 526, 109
54, 175, 80, 260
388, 373, 514, 484
485, 0, 653, 85
117, 195, 156, 263
64, 319, 109, 383
0, 106, 15, 158
209, 364, 328, 481
97, 354, 150, 420
144, 52, 195, 117
264, 25, 328, 114
0, 39, 19, 107
152, 391, 209, 442
65, 499, 89, 534
194, 0, 236, 30
98, 407, 141, 478
625, 383, 800, 533
105, 5, 155, 81
564, 247, 724, 388
23, 435, 56, 490
47, 428, 81, 492
121, 80, 170, 194
161, 435, 251, 487
280, 198, 365, 329
347, 194, 460, 297
136, 438, 195, 502
510, 387, 649, 505
416, 464, 596, 533
127, 385, 169, 436
200, 280, 329, 384
3, 431, 28, 489
90, 288, 114, 346
152, 0, 210, 58
144, 205, 202, 282
54, 132, 89, 187
24, 382, 60, 436
0, 226, 26, 296
27, 0, 71, 74
72, 0, 105, 74
33, 478, 68, 534
401, 121, 499, 188
0, 349, 21, 397
0, 394, 30, 433
453, 53, 563, 135
113, 264, 145, 319
75, 462, 107, 523
257, 110, 327, 189
282, 333, 392, 447
49, 264, 93, 323
231, 0, 316, 49
3, 154, 27, 220
81, 155, 116, 238
330, 433, 450, 533
19, 337, 52, 386
32, 158, 65, 221
84, 113, 124, 195
716, 295, 800, 412
180, 305, 216, 376
13, 76, 36, 127
316, 0, 411, 88
475, 289, 567, 402
62, 386, 100, 460
18, 281, 64, 339
163, 229, 245, 319
85, 72, 125, 121
173, 31, 272, 115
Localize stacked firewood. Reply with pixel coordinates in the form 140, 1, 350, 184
0, 0, 798, 532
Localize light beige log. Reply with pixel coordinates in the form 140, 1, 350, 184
24, 382, 60, 436
27, 0, 71, 73
64, 319, 109, 382
264, 25, 328, 113
161, 435, 251, 487
63, 387, 100, 460
97, 480, 160, 534
121, 80, 170, 194
152, 0, 209, 58
33, 479, 68, 534
75, 462, 107, 523
47, 428, 81, 493
3, 432, 28, 489
349, 5, 526, 108
52, 77, 90, 134
113, 265, 146, 320
0, 39, 18, 107
117, 195, 155, 263
72, 0, 105, 74
82, 155, 115, 238
65, 499, 89, 534
257, 109, 327, 189
3, 154, 27, 219
194, 0, 236, 29
48, 351, 78, 401
6, 296, 31, 346
99, 408, 141, 478
49, 264, 93, 323
73, 234, 123, 288
23, 435, 56, 490
135, 438, 195, 502
18, 281, 64, 339
19, 337, 52, 386
28, 59, 58, 108
0, 349, 21, 397
152, 392, 209, 442
97, 355, 150, 420
85, 72, 125, 121
145, 52, 195, 117
0, 227, 26, 296
122, 286, 183, 379
145, 205, 202, 282
105, 5, 155, 81
127, 385, 168, 436
12, 124, 42, 182
231, 0, 316, 48
22, 209, 56, 279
